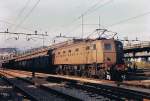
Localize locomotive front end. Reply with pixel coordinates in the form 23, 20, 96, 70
102, 39, 126, 81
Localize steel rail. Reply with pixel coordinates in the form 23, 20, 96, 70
47, 76, 150, 100
0, 71, 82, 101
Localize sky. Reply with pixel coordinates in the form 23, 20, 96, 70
0, 0, 149, 49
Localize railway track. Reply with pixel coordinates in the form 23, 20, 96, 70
0, 70, 81, 101
2, 69, 150, 101
47, 76, 150, 101
127, 68, 150, 80
0, 69, 113, 101
0, 76, 31, 101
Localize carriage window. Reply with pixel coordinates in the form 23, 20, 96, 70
104, 43, 112, 50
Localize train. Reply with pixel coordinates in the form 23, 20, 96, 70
2, 38, 126, 81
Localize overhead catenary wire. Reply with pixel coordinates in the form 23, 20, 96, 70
61, 0, 106, 28
72, 1, 150, 40
9, 0, 31, 30
15, 0, 31, 19
85, 11, 150, 38
61, 0, 113, 39
107, 11, 150, 28
13, 0, 41, 32
80, 0, 113, 18
0, 31, 48, 36
0, 19, 34, 32
74, 0, 106, 21
71, 0, 113, 24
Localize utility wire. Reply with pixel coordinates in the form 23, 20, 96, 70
9, 0, 31, 30
78, 0, 106, 19
62, 0, 113, 38
13, 0, 41, 31
86, 11, 150, 38
80, 0, 113, 18
46, 0, 113, 40
15, 0, 31, 19
60, 0, 108, 30
0, 19, 35, 31
107, 11, 150, 28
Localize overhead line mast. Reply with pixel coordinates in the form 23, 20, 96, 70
62, 0, 113, 38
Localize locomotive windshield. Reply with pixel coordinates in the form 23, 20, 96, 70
104, 43, 112, 50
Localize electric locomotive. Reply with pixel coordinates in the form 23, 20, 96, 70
52, 38, 126, 80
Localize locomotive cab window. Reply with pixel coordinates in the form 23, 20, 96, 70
104, 43, 112, 50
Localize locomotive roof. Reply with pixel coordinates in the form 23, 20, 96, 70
52, 38, 115, 50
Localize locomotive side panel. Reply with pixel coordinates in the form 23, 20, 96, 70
53, 40, 105, 65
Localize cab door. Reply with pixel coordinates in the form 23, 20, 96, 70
103, 40, 116, 66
